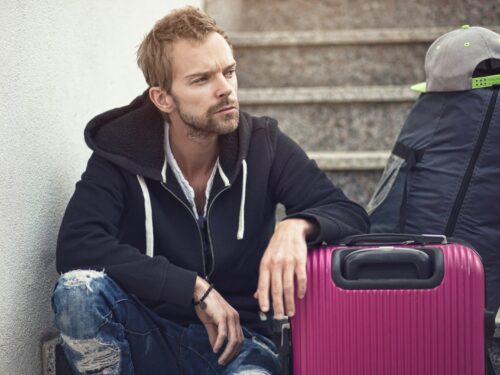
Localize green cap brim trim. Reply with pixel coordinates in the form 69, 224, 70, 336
410, 82, 427, 93
411, 74, 500, 93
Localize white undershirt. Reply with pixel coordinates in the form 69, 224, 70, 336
164, 122, 218, 220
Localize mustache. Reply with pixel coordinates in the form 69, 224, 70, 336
210, 99, 239, 114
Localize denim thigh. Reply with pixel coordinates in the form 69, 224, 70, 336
52, 270, 281, 374
52, 270, 183, 374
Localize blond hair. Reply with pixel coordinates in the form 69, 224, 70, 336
137, 6, 230, 92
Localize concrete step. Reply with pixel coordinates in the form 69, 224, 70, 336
281, 152, 387, 208
206, 0, 500, 32
239, 85, 418, 104
42, 335, 72, 375
229, 27, 495, 47
327, 169, 383, 207
308, 151, 390, 171
239, 85, 416, 152
278, 168, 384, 209
276, 167, 383, 214
231, 26, 500, 88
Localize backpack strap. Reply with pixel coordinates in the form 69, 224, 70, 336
392, 142, 426, 232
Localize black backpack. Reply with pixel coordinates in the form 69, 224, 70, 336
368, 85, 500, 312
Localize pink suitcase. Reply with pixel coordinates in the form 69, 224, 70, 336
291, 234, 485, 375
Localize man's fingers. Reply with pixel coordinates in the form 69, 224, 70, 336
257, 267, 270, 312
283, 265, 295, 316
213, 317, 227, 353
296, 260, 308, 299
271, 268, 284, 319
193, 286, 244, 364
217, 311, 240, 365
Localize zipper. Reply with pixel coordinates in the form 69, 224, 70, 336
206, 185, 231, 278
160, 182, 208, 279
445, 88, 499, 236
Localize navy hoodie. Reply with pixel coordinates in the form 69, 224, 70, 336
56, 91, 369, 331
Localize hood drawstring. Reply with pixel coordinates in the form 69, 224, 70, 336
237, 159, 247, 240
136, 175, 154, 257
217, 161, 230, 187
139, 157, 247, 249
161, 156, 168, 184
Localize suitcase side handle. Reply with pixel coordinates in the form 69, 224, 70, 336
336, 233, 447, 246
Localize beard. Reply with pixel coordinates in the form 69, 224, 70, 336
173, 96, 240, 137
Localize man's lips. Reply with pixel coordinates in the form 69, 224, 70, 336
214, 105, 237, 114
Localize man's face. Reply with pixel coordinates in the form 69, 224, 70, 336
168, 32, 239, 136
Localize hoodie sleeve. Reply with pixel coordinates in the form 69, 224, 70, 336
268, 125, 370, 245
56, 153, 197, 307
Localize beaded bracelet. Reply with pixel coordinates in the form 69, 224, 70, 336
193, 284, 214, 310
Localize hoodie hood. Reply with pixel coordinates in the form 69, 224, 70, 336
85, 90, 252, 183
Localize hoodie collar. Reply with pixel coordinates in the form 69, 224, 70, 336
84, 90, 251, 183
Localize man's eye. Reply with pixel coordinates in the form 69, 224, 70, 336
193, 77, 208, 84
225, 69, 236, 78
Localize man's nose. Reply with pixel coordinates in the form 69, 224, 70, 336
214, 73, 233, 98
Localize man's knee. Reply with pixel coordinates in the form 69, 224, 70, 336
52, 270, 130, 374
52, 269, 112, 336
56, 269, 106, 291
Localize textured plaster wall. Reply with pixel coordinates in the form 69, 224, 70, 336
0, 1, 200, 373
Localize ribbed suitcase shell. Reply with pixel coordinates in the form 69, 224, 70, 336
292, 244, 484, 375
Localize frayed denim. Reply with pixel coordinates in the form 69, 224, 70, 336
51, 270, 280, 375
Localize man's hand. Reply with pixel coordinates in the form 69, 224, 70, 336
254, 218, 317, 319
193, 277, 244, 365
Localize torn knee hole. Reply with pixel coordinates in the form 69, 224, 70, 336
61, 334, 120, 374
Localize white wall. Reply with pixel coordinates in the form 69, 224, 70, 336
0, 1, 201, 373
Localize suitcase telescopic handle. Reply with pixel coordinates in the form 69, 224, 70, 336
331, 246, 445, 289
337, 233, 447, 246
344, 248, 433, 280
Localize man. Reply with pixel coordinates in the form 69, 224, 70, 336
52, 6, 369, 374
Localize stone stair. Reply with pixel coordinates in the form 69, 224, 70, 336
205, 0, 500, 207
239, 85, 416, 204
204, 0, 500, 32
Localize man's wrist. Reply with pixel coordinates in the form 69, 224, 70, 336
193, 276, 211, 300
279, 218, 318, 239
193, 284, 213, 309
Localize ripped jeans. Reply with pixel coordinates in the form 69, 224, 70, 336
51, 270, 281, 375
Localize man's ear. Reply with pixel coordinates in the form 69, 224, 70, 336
149, 87, 175, 114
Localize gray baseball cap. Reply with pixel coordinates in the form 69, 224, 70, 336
411, 25, 500, 93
